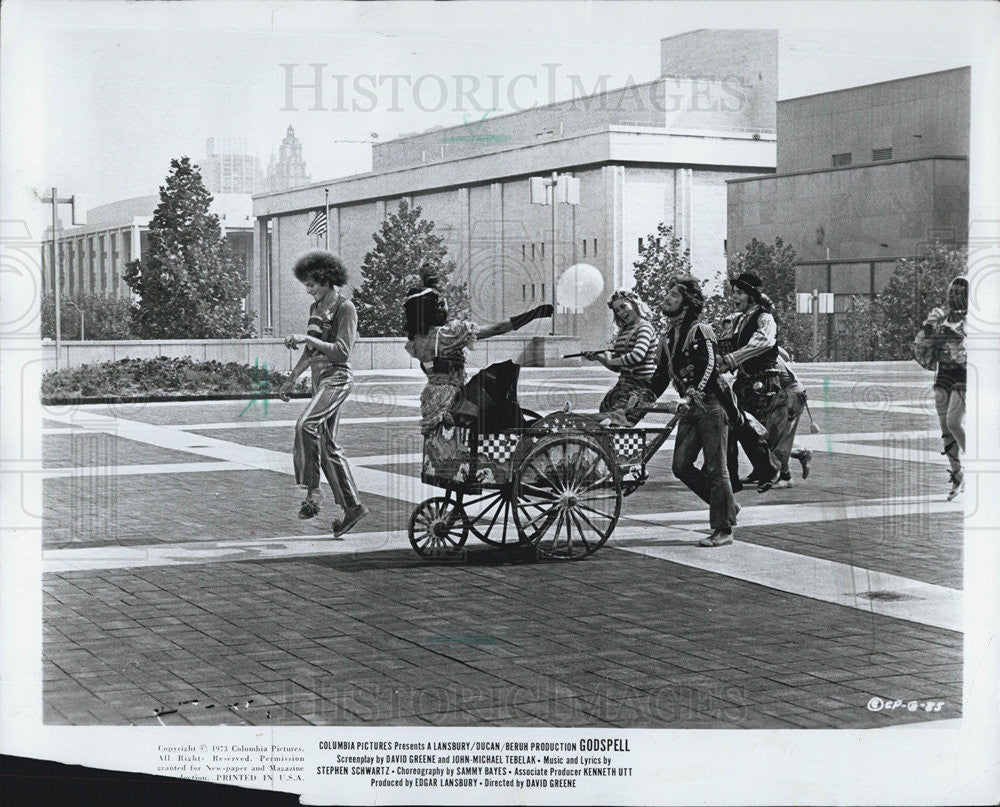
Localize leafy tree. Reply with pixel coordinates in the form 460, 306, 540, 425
632, 223, 693, 331
726, 237, 811, 357
352, 200, 469, 336
41, 292, 134, 340
123, 157, 255, 338
872, 242, 967, 359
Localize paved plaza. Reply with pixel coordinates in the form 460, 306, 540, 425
40, 363, 964, 729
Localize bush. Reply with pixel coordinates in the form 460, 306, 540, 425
41, 292, 134, 340
41, 356, 310, 399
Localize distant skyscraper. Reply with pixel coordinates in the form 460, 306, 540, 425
266, 125, 311, 191
200, 137, 265, 195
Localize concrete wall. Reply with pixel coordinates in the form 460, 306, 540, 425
727, 157, 969, 283
778, 67, 970, 173
42, 336, 582, 373
660, 29, 778, 132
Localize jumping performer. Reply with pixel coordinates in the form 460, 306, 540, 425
923, 277, 968, 500
647, 277, 740, 547
404, 276, 552, 435
279, 250, 368, 537
581, 289, 659, 425
718, 272, 782, 492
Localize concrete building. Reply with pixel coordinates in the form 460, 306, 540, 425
267, 125, 311, 192
727, 67, 970, 317
252, 29, 779, 345
200, 137, 266, 195
41, 194, 255, 299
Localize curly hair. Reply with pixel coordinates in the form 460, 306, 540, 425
607, 288, 651, 329
292, 250, 348, 288
668, 276, 705, 318
404, 286, 449, 340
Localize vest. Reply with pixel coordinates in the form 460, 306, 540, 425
733, 306, 779, 376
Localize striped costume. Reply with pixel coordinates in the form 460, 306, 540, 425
599, 319, 658, 424
293, 289, 361, 509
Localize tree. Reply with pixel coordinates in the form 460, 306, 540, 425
727, 237, 810, 357
123, 157, 255, 338
352, 200, 469, 336
872, 242, 967, 360
632, 223, 693, 331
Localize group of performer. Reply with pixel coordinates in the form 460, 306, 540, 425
277, 248, 967, 543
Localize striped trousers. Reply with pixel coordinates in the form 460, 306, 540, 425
293, 370, 360, 508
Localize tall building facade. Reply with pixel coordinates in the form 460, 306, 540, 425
200, 137, 265, 195
267, 125, 311, 191
252, 30, 779, 345
727, 67, 970, 355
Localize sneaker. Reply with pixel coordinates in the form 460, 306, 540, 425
946, 470, 964, 502
798, 449, 812, 480
757, 470, 780, 493
298, 498, 321, 520
698, 529, 733, 547
333, 504, 370, 537
775, 475, 794, 489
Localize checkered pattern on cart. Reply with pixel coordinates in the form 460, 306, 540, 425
479, 433, 520, 464
612, 431, 645, 464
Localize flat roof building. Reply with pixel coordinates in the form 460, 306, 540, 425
252, 29, 779, 346
727, 66, 970, 356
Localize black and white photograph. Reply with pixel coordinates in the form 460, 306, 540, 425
1, 1, 998, 804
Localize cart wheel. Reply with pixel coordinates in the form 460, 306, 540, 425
511, 435, 621, 559
408, 497, 469, 558
460, 487, 520, 547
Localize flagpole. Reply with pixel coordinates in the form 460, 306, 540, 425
324, 188, 330, 251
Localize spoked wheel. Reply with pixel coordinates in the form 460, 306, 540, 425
511, 435, 621, 559
461, 486, 520, 547
408, 496, 469, 558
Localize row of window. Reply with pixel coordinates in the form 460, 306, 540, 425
831, 147, 893, 167
42, 233, 125, 295
520, 239, 599, 261
522, 283, 547, 302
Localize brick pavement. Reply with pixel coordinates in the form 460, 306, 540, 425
40, 364, 964, 729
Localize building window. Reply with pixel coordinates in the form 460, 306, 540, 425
540, 243, 545, 259
522, 244, 526, 260
638, 238, 644, 252
582, 239, 587, 257
593, 239, 597, 254
530, 283, 536, 300
531, 244, 535, 260
832, 152, 852, 167
541, 283, 546, 301
522, 284, 527, 302
872, 147, 893, 161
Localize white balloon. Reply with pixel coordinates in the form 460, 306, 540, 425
556, 263, 604, 312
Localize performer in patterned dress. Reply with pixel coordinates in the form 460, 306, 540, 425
404, 279, 552, 435
582, 289, 659, 425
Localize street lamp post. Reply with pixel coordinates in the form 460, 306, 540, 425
529, 172, 580, 335
64, 299, 84, 341
38, 188, 85, 370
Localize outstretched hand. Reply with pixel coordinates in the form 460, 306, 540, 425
509, 304, 554, 330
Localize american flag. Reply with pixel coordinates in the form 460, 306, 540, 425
306, 211, 328, 237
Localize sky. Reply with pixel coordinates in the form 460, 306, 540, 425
1, 0, 998, 236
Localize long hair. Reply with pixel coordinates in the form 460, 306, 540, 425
948, 277, 968, 312
404, 286, 448, 340
669, 276, 705, 322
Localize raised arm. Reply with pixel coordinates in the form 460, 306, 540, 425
477, 304, 554, 340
